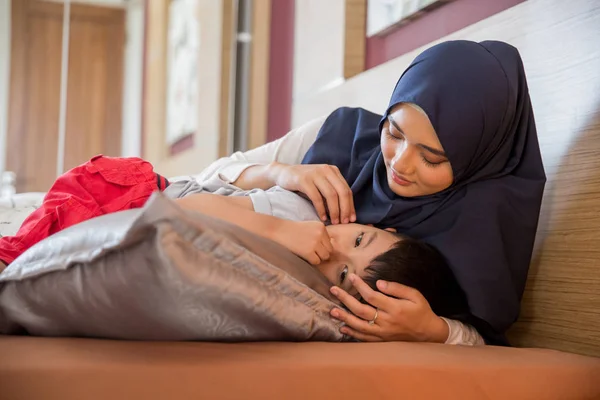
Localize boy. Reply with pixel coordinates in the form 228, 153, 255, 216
0, 156, 481, 344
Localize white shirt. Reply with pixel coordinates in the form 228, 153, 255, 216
165, 178, 321, 222
194, 115, 485, 346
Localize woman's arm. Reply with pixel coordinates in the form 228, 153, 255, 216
192, 114, 356, 225
441, 318, 485, 346
193, 115, 328, 187
329, 275, 486, 345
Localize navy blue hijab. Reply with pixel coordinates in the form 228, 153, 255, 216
302, 41, 546, 341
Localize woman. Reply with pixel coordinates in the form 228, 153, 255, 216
196, 40, 546, 344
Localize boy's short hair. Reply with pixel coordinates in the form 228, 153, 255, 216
362, 234, 471, 321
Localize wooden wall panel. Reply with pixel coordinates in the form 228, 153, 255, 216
142, 0, 169, 165
7, 0, 125, 192
247, 0, 271, 150
7, 0, 62, 193
343, 0, 366, 79
217, 0, 234, 158
64, 4, 125, 171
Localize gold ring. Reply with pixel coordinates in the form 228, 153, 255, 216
368, 308, 378, 325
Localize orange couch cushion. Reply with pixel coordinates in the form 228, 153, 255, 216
1, 336, 599, 399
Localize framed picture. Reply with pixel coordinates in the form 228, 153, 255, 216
367, 0, 446, 37
166, 0, 200, 145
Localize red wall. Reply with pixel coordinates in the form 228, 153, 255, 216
266, 0, 295, 142
366, 0, 526, 69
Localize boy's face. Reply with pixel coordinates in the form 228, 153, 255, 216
314, 224, 400, 296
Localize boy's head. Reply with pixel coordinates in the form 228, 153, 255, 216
315, 223, 470, 320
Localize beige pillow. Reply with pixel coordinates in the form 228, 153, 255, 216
0, 193, 344, 342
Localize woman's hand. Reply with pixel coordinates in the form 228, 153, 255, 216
329, 274, 449, 343
270, 220, 333, 265
269, 162, 355, 225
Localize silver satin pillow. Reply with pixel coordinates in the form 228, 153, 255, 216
0, 193, 345, 341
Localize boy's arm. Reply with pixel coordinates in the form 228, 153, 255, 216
173, 194, 331, 265
174, 194, 279, 238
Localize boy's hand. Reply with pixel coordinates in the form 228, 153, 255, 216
272, 220, 333, 265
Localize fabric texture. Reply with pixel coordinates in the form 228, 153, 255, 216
167, 178, 321, 222
441, 317, 485, 346
0, 155, 168, 265
301, 40, 546, 342
0, 197, 44, 238
0, 193, 344, 341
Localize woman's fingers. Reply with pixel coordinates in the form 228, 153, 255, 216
301, 182, 328, 221
330, 307, 378, 335
289, 164, 354, 224
376, 280, 425, 304
314, 176, 341, 224
330, 167, 356, 223
330, 285, 381, 322
348, 274, 390, 310
340, 326, 382, 342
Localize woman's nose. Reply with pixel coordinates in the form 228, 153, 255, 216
391, 143, 416, 175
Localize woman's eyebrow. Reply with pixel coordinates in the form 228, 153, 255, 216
419, 144, 447, 157
388, 115, 447, 158
388, 115, 405, 136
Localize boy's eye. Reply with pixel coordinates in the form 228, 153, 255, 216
340, 266, 349, 284
355, 232, 364, 247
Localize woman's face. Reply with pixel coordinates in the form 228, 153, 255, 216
380, 103, 453, 197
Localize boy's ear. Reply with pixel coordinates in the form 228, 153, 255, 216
384, 227, 397, 233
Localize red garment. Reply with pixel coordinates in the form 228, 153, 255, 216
0, 155, 168, 265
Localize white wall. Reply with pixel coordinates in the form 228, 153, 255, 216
0, 0, 10, 173
293, 0, 346, 103
120, 0, 144, 157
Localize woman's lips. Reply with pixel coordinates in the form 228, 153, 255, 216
390, 169, 413, 186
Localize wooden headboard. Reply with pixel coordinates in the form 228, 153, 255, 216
292, 0, 600, 357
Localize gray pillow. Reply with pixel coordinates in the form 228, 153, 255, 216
0, 193, 345, 341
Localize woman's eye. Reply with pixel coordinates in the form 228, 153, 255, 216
355, 232, 364, 247
385, 129, 404, 141
340, 266, 349, 284
421, 155, 445, 168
